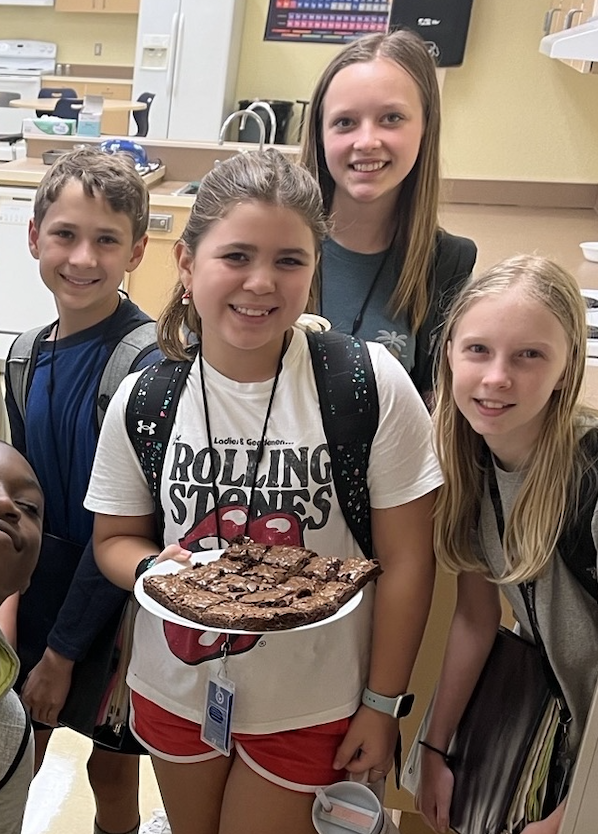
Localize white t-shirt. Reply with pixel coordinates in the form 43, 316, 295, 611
85, 328, 442, 733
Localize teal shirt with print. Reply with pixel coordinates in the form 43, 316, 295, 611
320, 231, 477, 397
321, 237, 413, 367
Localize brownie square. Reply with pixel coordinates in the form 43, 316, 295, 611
336, 558, 382, 590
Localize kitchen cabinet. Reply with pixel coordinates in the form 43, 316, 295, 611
41, 77, 133, 135
125, 201, 188, 319
55, 0, 139, 12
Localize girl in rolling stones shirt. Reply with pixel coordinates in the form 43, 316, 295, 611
85, 149, 441, 834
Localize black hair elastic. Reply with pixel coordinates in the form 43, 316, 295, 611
418, 739, 454, 765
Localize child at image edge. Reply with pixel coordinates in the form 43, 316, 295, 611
1, 147, 161, 834
85, 149, 443, 834
417, 255, 598, 834
0, 442, 44, 834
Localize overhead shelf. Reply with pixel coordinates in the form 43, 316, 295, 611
540, 18, 598, 61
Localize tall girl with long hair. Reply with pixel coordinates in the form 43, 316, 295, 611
301, 28, 477, 402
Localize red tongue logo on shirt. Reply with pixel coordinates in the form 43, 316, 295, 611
163, 506, 302, 664
179, 505, 300, 551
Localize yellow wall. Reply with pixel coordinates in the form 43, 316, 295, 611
2, 0, 598, 182
440, 0, 598, 182
0, 7, 137, 65
237, 0, 598, 183
235, 0, 339, 143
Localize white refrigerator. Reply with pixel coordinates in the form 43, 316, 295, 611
132, 0, 246, 142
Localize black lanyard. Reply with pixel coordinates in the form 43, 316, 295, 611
487, 460, 572, 726
198, 336, 287, 548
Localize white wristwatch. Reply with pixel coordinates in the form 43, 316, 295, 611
361, 687, 415, 718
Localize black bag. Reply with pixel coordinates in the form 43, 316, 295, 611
448, 628, 559, 834
403, 627, 559, 834
59, 595, 143, 754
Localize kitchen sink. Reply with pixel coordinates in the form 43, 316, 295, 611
172, 181, 200, 196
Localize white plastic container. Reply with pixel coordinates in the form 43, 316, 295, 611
76, 95, 103, 138
580, 242, 598, 263
313, 782, 383, 834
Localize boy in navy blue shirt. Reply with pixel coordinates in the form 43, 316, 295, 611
1, 147, 161, 834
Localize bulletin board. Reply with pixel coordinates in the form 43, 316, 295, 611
264, 1, 390, 44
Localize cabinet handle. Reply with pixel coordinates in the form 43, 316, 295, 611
148, 214, 173, 233
543, 8, 560, 35
564, 8, 583, 28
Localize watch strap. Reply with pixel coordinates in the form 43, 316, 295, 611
361, 687, 414, 718
135, 555, 159, 580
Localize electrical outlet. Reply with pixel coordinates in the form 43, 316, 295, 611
94, 43, 102, 56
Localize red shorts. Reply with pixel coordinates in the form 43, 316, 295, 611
130, 691, 350, 792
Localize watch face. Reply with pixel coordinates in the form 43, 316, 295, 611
398, 693, 415, 717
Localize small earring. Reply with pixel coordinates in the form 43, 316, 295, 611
181, 290, 191, 306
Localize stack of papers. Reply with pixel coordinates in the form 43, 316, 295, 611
582, 289, 598, 361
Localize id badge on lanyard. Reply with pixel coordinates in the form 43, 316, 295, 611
201, 640, 236, 756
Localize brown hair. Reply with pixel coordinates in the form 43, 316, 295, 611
300, 28, 441, 331
433, 254, 596, 582
158, 148, 329, 360
33, 146, 149, 242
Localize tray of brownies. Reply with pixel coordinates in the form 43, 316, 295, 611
135, 539, 382, 634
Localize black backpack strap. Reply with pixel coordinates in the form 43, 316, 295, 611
558, 429, 598, 602
5, 324, 52, 422
125, 354, 194, 537
307, 330, 379, 559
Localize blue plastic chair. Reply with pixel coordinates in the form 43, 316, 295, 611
132, 92, 155, 137
36, 87, 78, 118
53, 97, 83, 122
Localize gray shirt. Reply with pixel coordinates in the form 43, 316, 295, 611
479, 464, 598, 755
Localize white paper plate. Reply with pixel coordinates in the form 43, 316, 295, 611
134, 549, 363, 634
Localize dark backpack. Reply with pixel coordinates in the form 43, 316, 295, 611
125, 330, 379, 558
7, 318, 158, 433
558, 428, 598, 602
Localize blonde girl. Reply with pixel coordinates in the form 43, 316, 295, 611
417, 254, 598, 834
85, 149, 442, 834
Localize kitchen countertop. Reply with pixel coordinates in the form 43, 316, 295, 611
18, 136, 302, 183
41, 75, 133, 85
148, 179, 194, 208
0, 158, 167, 191
0, 158, 69, 187
0, 158, 195, 210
